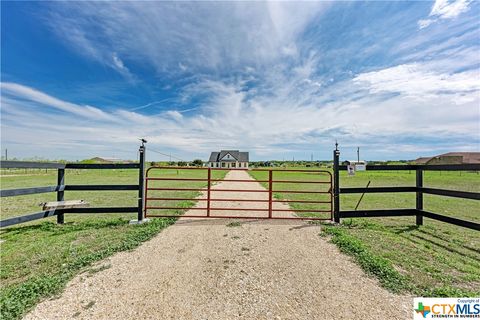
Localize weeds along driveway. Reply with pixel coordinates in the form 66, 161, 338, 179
25, 170, 411, 320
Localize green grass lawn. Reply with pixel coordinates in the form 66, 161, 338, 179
250, 168, 480, 297
0, 167, 225, 320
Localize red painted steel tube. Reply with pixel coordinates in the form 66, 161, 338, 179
146, 198, 331, 204
268, 170, 273, 218
144, 166, 334, 220
145, 214, 331, 220
146, 177, 207, 181
147, 178, 330, 183
143, 175, 149, 216
210, 179, 270, 183
147, 187, 205, 191
146, 197, 205, 201
271, 180, 331, 184
274, 209, 332, 213
275, 199, 331, 204
201, 189, 269, 192
208, 179, 331, 183
207, 168, 211, 217
273, 190, 330, 194
146, 207, 270, 211
148, 188, 277, 192
146, 166, 333, 174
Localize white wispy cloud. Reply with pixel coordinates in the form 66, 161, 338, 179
43, 2, 328, 77
2, 67, 478, 160
418, 0, 472, 29
1, 82, 115, 121
353, 63, 479, 103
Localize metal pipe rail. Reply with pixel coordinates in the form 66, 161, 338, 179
144, 166, 333, 220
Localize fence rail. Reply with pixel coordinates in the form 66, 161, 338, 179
0, 147, 145, 228
333, 149, 480, 231
2, 148, 479, 231
144, 166, 333, 220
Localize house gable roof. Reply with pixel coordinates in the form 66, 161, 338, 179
209, 150, 249, 162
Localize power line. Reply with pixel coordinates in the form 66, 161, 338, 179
148, 148, 185, 162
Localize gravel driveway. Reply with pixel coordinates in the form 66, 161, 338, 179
25, 170, 411, 320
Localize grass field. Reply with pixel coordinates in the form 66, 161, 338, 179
0, 167, 225, 320
250, 168, 480, 297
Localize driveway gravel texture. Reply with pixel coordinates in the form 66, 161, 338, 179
25, 170, 411, 320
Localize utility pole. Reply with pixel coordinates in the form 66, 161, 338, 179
311, 153, 313, 162
357, 147, 360, 163
5, 148, 7, 161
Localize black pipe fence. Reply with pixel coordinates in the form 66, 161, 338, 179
0, 146, 145, 228
1, 145, 478, 231
332, 148, 480, 231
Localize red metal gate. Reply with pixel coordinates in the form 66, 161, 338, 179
144, 167, 332, 220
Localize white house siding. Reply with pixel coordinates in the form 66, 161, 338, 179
209, 162, 248, 169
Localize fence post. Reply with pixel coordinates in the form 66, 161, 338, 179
333, 146, 340, 223
137, 145, 145, 222
268, 170, 273, 218
56, 168, 65, 224
416, 169, 423, 226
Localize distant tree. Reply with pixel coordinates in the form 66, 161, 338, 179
192, 159, 203, 167
150, 161, 156, 167
177, 161, 188, 166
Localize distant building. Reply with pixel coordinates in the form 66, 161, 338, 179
342, 160, 367, 166
414, 152, 480, 165
342, 160, 367, 171
414, 157, 432, 165
208, 150, 249, 169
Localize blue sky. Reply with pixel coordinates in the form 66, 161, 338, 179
1, 1, 479, 161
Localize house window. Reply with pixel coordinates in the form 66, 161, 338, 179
238, 163, 242, 168
232, 163, 236, 168
222, 162, 226, 168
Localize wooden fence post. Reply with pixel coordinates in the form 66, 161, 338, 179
416, 169, 423, 226
57, 168, 65, 224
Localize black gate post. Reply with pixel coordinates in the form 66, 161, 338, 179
416, 168, 423, 226
56, 168, 65, 224
138, 144, 145, 222
333, 144, 340, 223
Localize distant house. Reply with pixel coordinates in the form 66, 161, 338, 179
208, 150, 249, 169
414, 152, 480, 165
